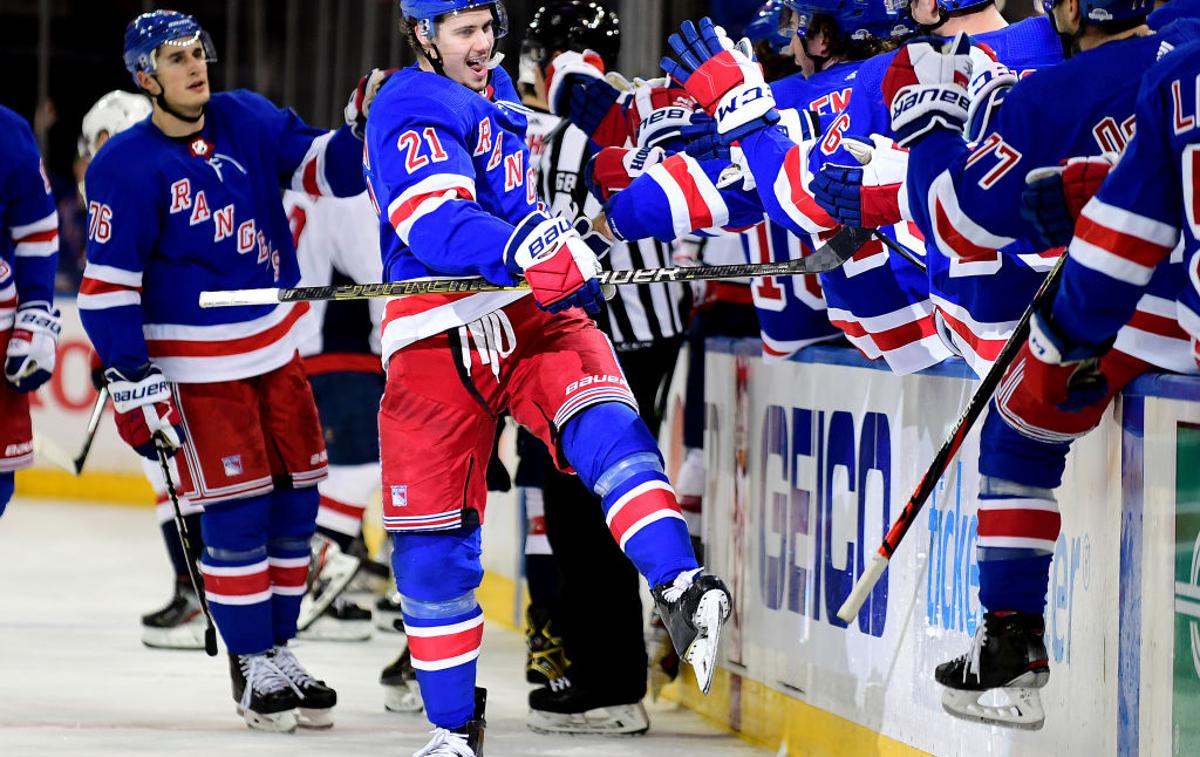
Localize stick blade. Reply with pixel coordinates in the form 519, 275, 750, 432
801, 225, 875, 274
199, 288, 281, 308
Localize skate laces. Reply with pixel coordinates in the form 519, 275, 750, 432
963, 620, 989, 683
414, 727, 474, 757
271, 646, 318, 690
239, 653, 301, 709
662, 568, 702, 603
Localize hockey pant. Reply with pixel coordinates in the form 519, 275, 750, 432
200, 485, 319, 654
976, 348, 1149, 615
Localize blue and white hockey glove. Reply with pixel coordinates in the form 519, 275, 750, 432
504, 211, 605, 315
1020, 154, 1118, 248
660, 17, 780, 143
5, 301, 61, 393
105, 363, 184, 460
883, 33, 973, 147
1020, 305, 1113, 413
811, 136, 909, 229
964, 43, 1016, 143
680, 113, 731, 162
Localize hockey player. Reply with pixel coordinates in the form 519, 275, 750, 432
877, 5, 1198, 728
0, 106, 60, 519
369, 2, 731, 754
79, 10, 369, 732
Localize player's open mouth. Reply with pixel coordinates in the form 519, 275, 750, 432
466, 57, 487, 76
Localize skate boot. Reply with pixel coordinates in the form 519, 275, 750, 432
228, 652, 301, 732
271, 643, 338, 728
376, 593, 405, 633
649, 568, 730, 696
527, 677, 650, 736
381, 647, 424, 713
298, 595, 373, 642
413, 687, 486, 757
645, 613, 680, 701
525, 605, 568, 686
297, 534, 360, 632
935, 611, 1050, 730
141, 578, 206, 650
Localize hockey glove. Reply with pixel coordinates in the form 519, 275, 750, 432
105, 363, 184, 460
584, 146, 667, 203
1020, 153, 1119, 248
344, 68, 396, 140
1021, 306, 1113, 413
680, 113, 731, 162
5, 301, 61, 392
660, 17, 780, 143
883, 33, 973, 148
964, 43, 1016, 143
811, 135, 909, 229
504, 211, 605, 314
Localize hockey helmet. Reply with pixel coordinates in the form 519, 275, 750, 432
78, 90, 152, 159
400, 0, 509, 39
782, 0, 914, 42
1041, 0, 1153, 25
123, 10, 217, 83
522, 1, 622, 71
746, 0, 795, 51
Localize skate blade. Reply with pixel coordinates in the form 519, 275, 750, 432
141, 621, 208, 650
526, 703, 650, 736
941, 685, 1046, 730
375, 612, 405, 633
297, 707, 335, 729
383, 682, 424, 714
297, 552, 361, 631
684, 589, 730, 696
297, 618, 373, 642
235, 705, 299, 733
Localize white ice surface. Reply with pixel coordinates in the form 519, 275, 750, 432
0, 498, 770, 757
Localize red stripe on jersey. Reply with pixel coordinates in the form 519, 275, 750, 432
829, 313, 938, 352
79, 277, 141, 295
780, 147, 837, 229
977, 507, 1062, 542
319, 494, 367, 520
1074, 214, 1173, 268
608, 487, 681, 546
383, 291, 473, 323
302, 158, 321, 197
1127, 308, 1189, 340
146, 302, 309, 358
202, 568, 270, 597
15, 228, 58, 244
389, 187, 475, 233
407, 622, 484, 664
934, 196, 996, 260
663, 156, 714, 230
936, 307, 1006, 362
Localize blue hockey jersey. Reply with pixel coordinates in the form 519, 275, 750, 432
1049, 41, 1200, 371
79, 90, 364, 383
365, 64, 549, 362
0, 106, 58, 332
906, 25, 1199, 376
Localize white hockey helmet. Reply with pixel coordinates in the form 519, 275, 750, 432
78, 90, 152, 160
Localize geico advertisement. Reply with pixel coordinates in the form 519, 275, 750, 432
686, 345, 1117, 755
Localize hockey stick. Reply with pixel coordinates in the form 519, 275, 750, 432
72, 387, 108, 475
836, 253, 1068, 622
873, 231, 927, 273
198, 225, 875, 308
156, 441, 219, 656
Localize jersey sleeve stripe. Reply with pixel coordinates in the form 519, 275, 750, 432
13, 213, 59, 257
387, 174, 478, 244
772, 143, 837, 234
80, 262, 144, 288
291, 131, 334, 197
10, 213, 58, 239
930, 171, 1016, 260
78, 274, 142, 310
647, 154, 729, 237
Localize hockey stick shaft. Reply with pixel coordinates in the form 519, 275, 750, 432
156, 442, 219, 656
72, 387, 109, 475
198, 225, 874, 307
873, 231, 927, 273
836, 253, 1069, 622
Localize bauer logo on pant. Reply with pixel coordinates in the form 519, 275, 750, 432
221, 455, 243, 477
391, 484, 408, 508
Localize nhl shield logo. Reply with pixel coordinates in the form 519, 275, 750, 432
391, 484, 408, 508
189, 137, 214, 159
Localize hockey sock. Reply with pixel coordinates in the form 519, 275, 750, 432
392, 528, 484, 730
562, 403, 697, 588
314, 462, 378, 552
201, 493, 274, 654
160, 513, 204, 580
0, 471, 13, 518
267, 485, 319, 643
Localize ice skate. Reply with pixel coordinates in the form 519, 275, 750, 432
413, 687, 486, 757
381, 647, 424, 713
525, 605, 568, 686
935, 611, 1050, 730
298, 595, 373, 642
645, 613, 680, 701
297, 534, 360, 632
649, 568, 730, 696
271, 643, 338, 728
527, 677, 649, 736
228, 652, 301, 733
376, 592, 405, 633
141, 578, 206, 650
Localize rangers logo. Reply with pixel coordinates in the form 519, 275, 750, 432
391, 484, 408, 508
189, 137, 214, 159
221, 455, 243, 477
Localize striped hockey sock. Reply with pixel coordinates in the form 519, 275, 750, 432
404, 603, 484, 729
975, 492, 1060, 615
601, 469, 697, 588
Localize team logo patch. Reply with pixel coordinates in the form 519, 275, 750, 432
221, 455, 243, 477
189, 137, 214, 159
391, 485, 408, 508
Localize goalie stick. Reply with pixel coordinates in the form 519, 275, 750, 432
836, 253, 1068, 623
198, 225, 874, 308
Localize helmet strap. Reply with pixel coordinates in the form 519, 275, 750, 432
146, 74, 205, 124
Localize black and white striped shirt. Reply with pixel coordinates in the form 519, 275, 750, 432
526, 108, 689, 351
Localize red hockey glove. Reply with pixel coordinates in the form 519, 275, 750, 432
105, 363, 184, 459
883, 33, 973, 147
1019, 306, 1112, 413
504, 211, 605, 314
344, 68, 397, 139
584, 146, 666, 203
1021, 153, 1119, 248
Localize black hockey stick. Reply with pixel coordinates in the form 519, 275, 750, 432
836, 252, 1068, 622
198, 225, 874, 307
156, 441, 219, 656
72, 387, 108, 475
872, 230, 927, 272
